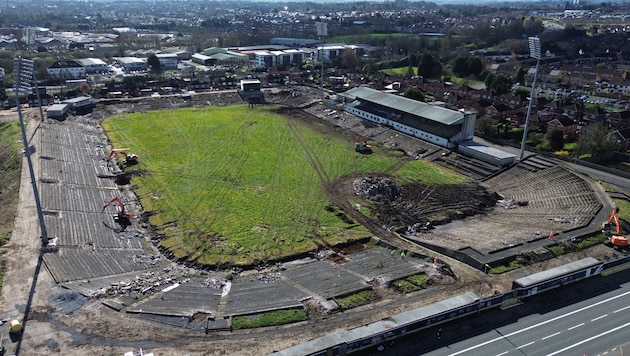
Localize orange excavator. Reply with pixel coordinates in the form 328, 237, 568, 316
108, 148, 138, 165
355, 134, 372, 154
102, 196, 131, 225
602, 207, 630, 248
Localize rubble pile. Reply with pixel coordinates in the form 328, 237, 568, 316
203, 277, 227, 289
551, 216, 577, 223
258, 273, 282, 283
131, 254, 161, 265
116, 229, 146, 240
497, 199, 528, 209
353, 176, 401, 204
313, 249, 334, 260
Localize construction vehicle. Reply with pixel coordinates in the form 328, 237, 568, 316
601, 207, 630, 248
108, 148, 138, 165
355, 134, 372, 154
102, 196, 131, 225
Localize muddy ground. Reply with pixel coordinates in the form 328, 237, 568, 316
0, 92, 623, 356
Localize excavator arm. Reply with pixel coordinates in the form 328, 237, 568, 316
102, 196, 131, 224
603, 207, 629, 248
108, 149, 138, 164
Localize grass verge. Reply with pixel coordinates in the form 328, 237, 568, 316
0, 121, 23, 294
231, 309, 308, 329
392, 273, 432, 293
336, 290, 374, 310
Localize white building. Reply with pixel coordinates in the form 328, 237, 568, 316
342, 87, 476, 149
77, 58, 108, 74
47, 60, 86, 79
156, 53, 179, 70
113, 57, 147, 72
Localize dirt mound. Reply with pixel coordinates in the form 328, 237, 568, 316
344, 174, 498, 235
353, 176, 402, 204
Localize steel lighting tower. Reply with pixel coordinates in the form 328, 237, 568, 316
519, 36, 542, 161
14, 57, 49, 245
316, 21, 327, 100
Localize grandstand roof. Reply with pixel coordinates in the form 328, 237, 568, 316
343, 87, 463, 126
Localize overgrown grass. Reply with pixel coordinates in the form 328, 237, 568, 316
576, 233, 608, 249
103, 104, 469, 266
0, 121, 23, 295
392, 273, 431, 293
613, 198, 630, 221
547, 245, 565, 256
336, 290, 374, 310
489, 261, 521, 274
231, 309, 308, 329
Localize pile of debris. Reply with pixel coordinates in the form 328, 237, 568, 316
258, 273, 282, 283
497, 199, 528, 209
203, 277, 227, 289
353, 176, 401, 204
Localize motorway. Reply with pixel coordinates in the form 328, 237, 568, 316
426, 285, 630, 356
371, 270, 630, 356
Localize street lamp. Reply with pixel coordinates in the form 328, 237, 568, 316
519, 36, 542, 161
477, 263, 490, 315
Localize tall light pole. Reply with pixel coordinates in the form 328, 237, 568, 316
316, 21, 327, 101
14, 57, 49, 245
519, 36, 542, 161
477, 263, 490, 315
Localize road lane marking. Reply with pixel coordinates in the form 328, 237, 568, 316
591, 314, 608, 321
496, 352, 509, 356
542, 332, 561, 340
546, 321, 630, 356
448, 290, 630, 356
567, 323, 584, 330
518, 341, 535, 348
613, 305, 630, 313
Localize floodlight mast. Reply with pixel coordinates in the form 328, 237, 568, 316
14, 57, 49, 245
519, 37, 542, 161
316, 21, 327, 101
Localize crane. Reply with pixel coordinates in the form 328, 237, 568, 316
355, 134, 372, 154
602, 207, 629, 248
102, 196, 131, 224
108, 148, 138, 165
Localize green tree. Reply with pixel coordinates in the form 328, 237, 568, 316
546, 128, 565, 151
467, 56, 483, 76
403, 87, 425, 102
452, 56, 469, 77
485, 73, 513, 95
475, 116, 498, 137
576, 123, 618, 162
406, 61, 415, 77
147, 53, 162, 72
338, 49, 359, 70
417, 53, 442, 79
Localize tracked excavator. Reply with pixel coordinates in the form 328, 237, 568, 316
102, 196, 132, 225
601, 207, 630, 248
108, 148, 138, 165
